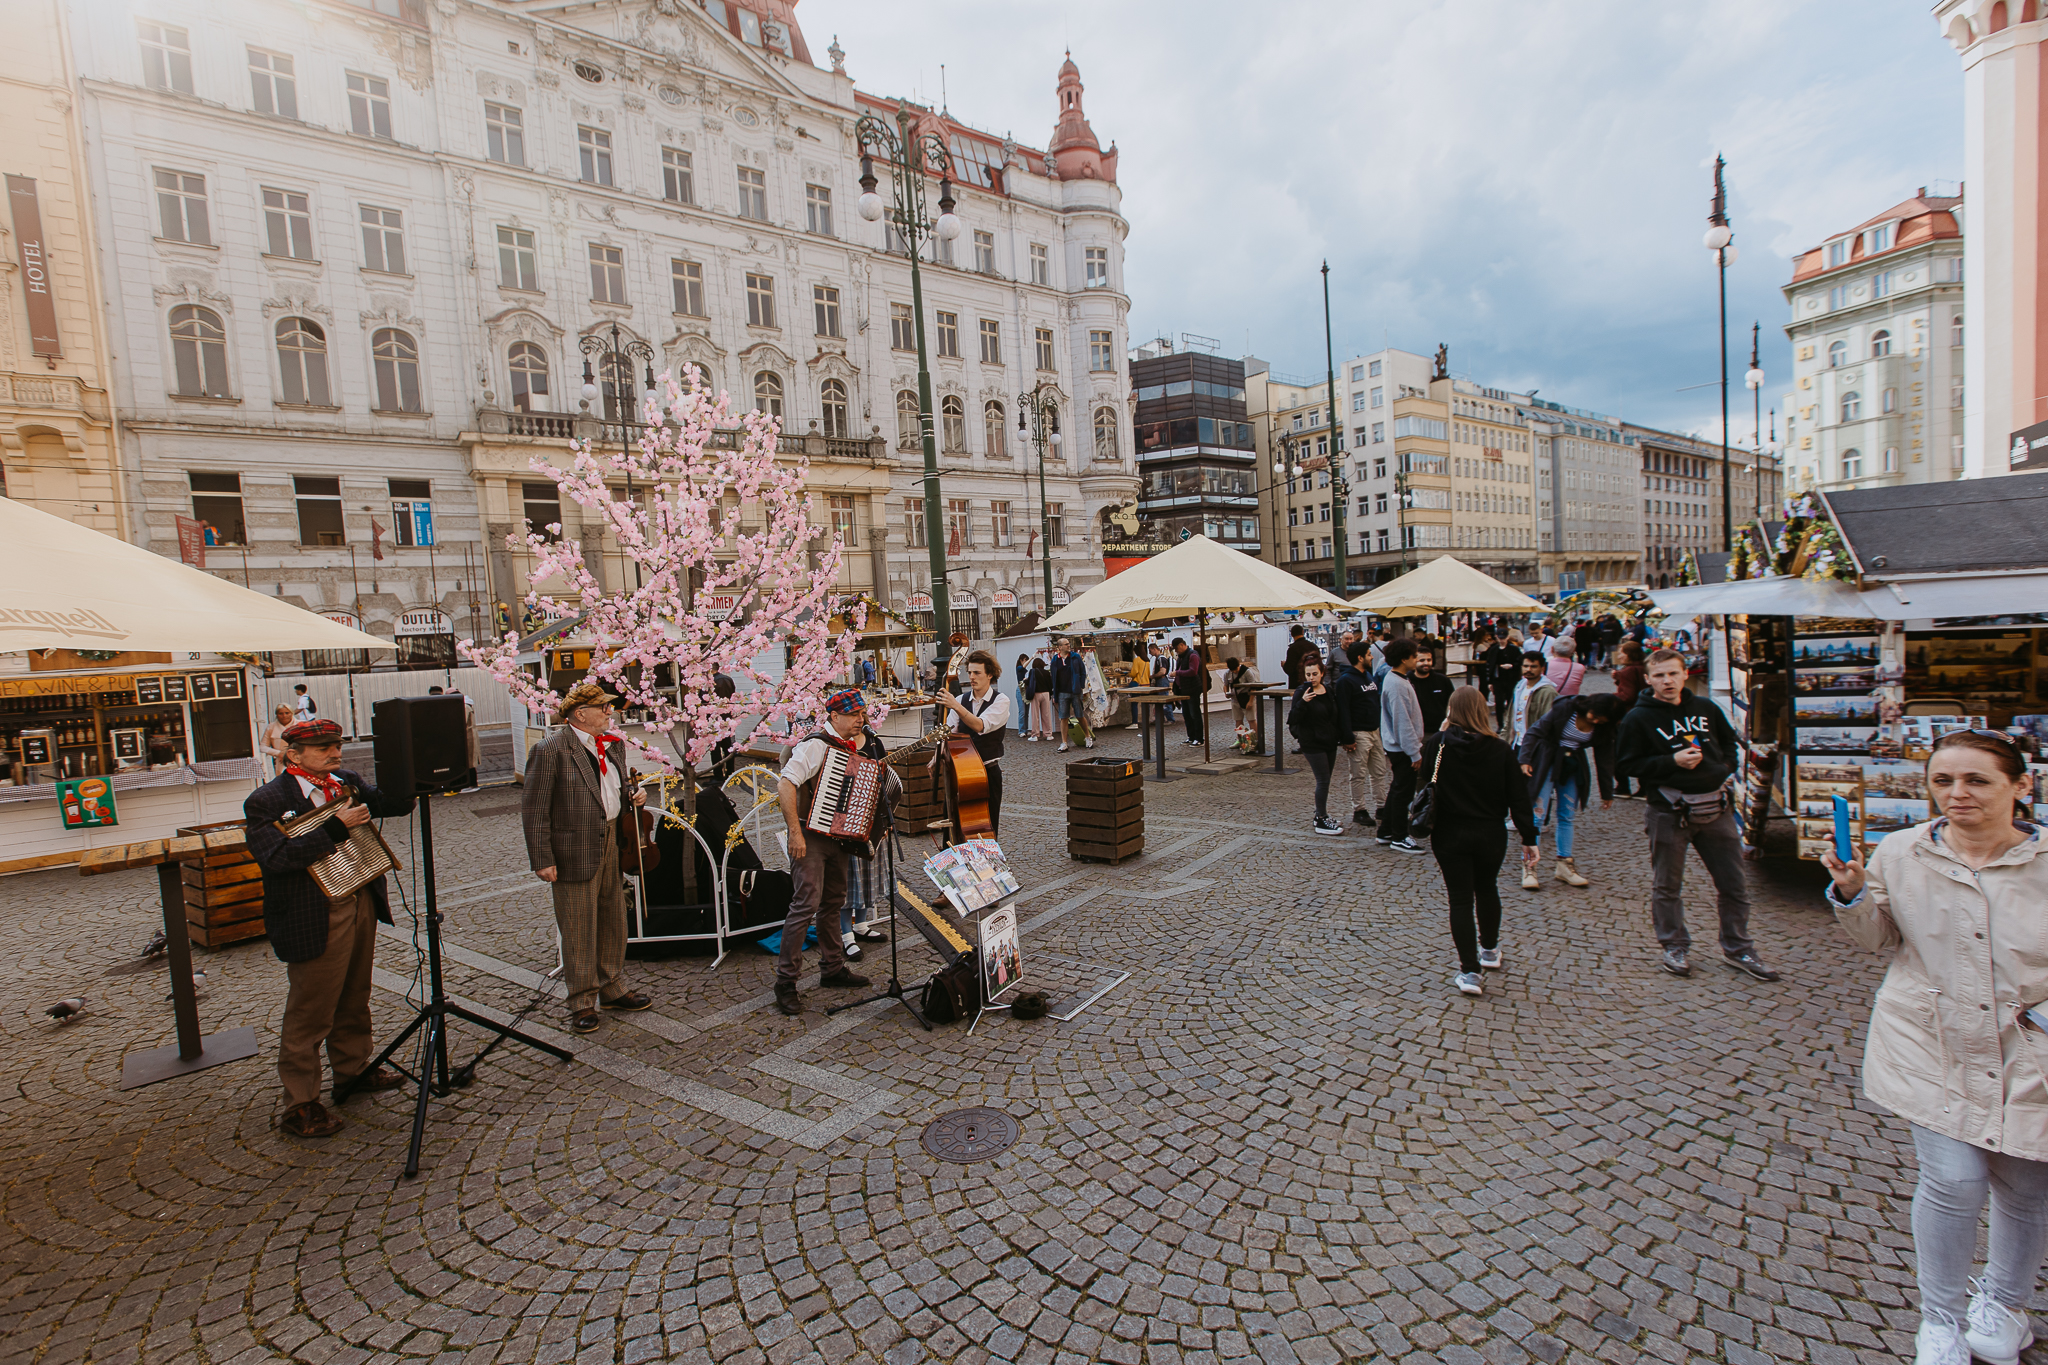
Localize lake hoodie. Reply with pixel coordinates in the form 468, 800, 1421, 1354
1613, 689, 1738, 807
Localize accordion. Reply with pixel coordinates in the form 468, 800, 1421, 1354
274, 798, 398, 901
804, 744, 887, 848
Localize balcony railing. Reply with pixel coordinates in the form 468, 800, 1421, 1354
5, 373, 111, 423
476, 406, 886, 462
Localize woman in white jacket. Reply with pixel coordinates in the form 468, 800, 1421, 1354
1824, 730, 2045, 1365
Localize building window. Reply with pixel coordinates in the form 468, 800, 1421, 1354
802, 183, 833, 236
1350, 364, 1364, 383
388, 479, 434, 547
1827, 239, 1849, 268
662, 147, 693, 204
665, 258, 705, 317
811, 284, 841, 338
1084, 246, 1109, 288
1094, 407, 1117, 463
484, 102, 523, 164
946, 498, 972, 548
941, 395, 966, 452
359, 205, 406, 274
753, 370, 782, 418
1952, 382, 1965, 409
589, 243, 626, 304
248, 48, 298, 118
294, 475, 346, 546
896, 389, 919, 450
1841, 448, 1863, 480
746, 272, 776, 328
1828, 340, 1847, 368
523, 481, 563, 542
984, 400, 1006, 457
508, 342, 549, 409
1871, 271, 1894, 299
828, 493, 857, 545
1953, 433, 1967, 469
153, 168, 209, 243
974, 230, 995, 273
139, 22, 192, 93
978, 318, 1001, 364
1871, 329, 1892, 357
169, 305, 229, 397
1839, 391, 1862, 422
991, 500, 1012, 546
275, 317, 331, 406
189, 472, 246, 546
935, 312, 960, 358
1882, 387, 1897, 414
935, 231, 954, 267
1867, 223, 1892, 253
1952, 314, 1965, 347
904, 497, 925, 547
1882, 446, 1898, 473
1370, 387, 1383, 408
1089, 329, 1113, 371
890, 303, 915, 351
820, 378, 849, 438
1030, 243, 1049, 285
736, 166, 767, 221
262, 187, 315, 260
498, 226, 537, 289
1035, 327, 1055, 371
371, 328, 422, 412
578, 126, 613, 186
1046, 502, 1065, 548
346, 72, 392, 139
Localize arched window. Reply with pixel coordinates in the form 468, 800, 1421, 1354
1840, 391, 1862, 421
1841, 448, 1864, 479
983, 400, 1006, 457
508, 342, 549, 410
1952, 313, 1965, 347
940, 394, 966, 452
274, 317, 330, 406
1870, 329, 1892, 357
753, 369, 783, 418
1882, 387, 1897, 414
896, 389, 919, 450
1827, 340, 1847, 368
820, 378, 848, 438
371, 328, 421, 412
169, 304, 229, 397
1094, 407, 1118, 462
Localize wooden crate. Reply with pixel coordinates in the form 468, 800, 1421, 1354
176, 819, 263, 950
1066, 758, 1142, 862
1067, 806, 1143, 837
1067, 830, 1145, 864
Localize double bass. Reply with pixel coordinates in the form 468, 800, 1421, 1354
933, 645, 995, 839
615, 764, 663, 875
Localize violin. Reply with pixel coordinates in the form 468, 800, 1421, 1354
615, 766, 663, 875
934, 645, 994, 839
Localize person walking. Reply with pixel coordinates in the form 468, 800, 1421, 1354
260, 704, 293, 778
1333, 641, 1388, 830
1595, 613, 1624, 671
1421, 686, 1539, 997
1546, 635, 1588, 697
1614, 648, 1778, 981
1375, 639, 1426, 853
1283, 624, 1317, 690
1492, 629, 1525, 727
1517, 692, 1622, 890
1170, 636, 1208, 747
1287, 655, 1351, 836
1049, 637, 1094, 752
1821, 731, 2045, 1365
1015, 652, 1036, 739
1412, 645, 1455, 737
1027, 652, 1055, 743
1572, 617, 1598, 668
1508, 650, 1557, 749
1609, 643, 1647, 796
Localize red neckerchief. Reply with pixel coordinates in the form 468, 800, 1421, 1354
285, 764, 346, 804
591, 733, 625, 776
806, 725, 859, 755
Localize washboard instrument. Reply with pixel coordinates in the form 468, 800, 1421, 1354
273, 798, 399, 901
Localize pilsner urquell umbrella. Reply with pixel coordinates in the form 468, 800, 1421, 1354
1043, 534, 1350, 763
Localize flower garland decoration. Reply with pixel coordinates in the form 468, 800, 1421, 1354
1800, 519, 1856, 582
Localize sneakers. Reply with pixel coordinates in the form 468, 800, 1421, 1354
1058, 742, 1070, 753
1917, 1308, 1970, 1365
1312, 816, 1343, 836
1452, 972, 1484, 997
1084, 737, 1095, 749
1478, 947, 1503, 970
1966, 1279, 2035, 1365
1386, 838, 1425, 855
1352, 809, 1376, 829
1724, 951, 1782, 982
1553, 858, 1590, 887
1520, 864, 1541, 890
1660, 949, 1691, 977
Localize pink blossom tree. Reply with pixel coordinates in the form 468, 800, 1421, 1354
459, 369, 868, 777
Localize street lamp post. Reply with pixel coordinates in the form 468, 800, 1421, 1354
857, 102, 962, 651
1321, 262, 1347, 597
579, 321, 655, 590
1016, 383, 1063, 616
1394, 470, 1412, 574
1745, 321, 1765, 530
1704, 155, 1738, 552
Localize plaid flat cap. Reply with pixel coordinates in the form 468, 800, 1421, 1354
281, 718, 344, 746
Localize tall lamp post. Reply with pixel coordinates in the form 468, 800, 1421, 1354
1016, 382, 1063, 616
1744, 321, 1765, 529
1704, 155, 1738, 552
857, 102, 962, 650
579, 321, 655, 590
1321, 262, 1347, 598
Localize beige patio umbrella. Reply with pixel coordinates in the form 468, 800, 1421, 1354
0, 496, 394, 652
1348, 554, 1545, 618
1044, 534, 1350, 762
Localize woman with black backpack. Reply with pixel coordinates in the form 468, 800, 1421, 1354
1026, 652, 1055, 742
1418, 686, 1538, 998
1288, 655, 1352, 836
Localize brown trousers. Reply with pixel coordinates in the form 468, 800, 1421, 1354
552, 833, 628, 1015
779, 833, 849, 983
279, 889, 378, 1105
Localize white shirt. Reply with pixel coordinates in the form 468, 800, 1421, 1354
292, 773, 341, 809
947, 685, 1011, 760
573, 726, 623, 821
781, 731, 850, 788
293, 694, 316, 721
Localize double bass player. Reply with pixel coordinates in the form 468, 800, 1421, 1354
936, 650, 1010, 837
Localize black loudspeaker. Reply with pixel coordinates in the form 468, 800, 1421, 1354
371, 695, 474, 795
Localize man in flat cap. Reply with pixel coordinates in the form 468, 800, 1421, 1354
772, 688, 878, 1016
245, 717, 415, 1138
521, 680, 648, 1034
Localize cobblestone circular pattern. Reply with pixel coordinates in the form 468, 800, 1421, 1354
920, 1106, 1021, 1163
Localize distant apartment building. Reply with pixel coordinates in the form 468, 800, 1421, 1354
1439, 377, 1537, 586
1127, 340, 1259, 557
1627, 425, 1718, 589
1526, 400, 1641, 593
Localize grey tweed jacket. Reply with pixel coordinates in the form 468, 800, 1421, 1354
521, 726, 626, 881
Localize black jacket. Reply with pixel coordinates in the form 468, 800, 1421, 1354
1413, 671, 1455, 736
1517, 695, 1615, 809
1286, 685, 1349, 753
1049, 652, 1086, 696
1028, 659, 1052, 698
245, 768, 415, 964
1613, 688, 1739, 808
1283, 637, 1318, 688
1331, 666, 1380, 733
1418, 725, 1536, 844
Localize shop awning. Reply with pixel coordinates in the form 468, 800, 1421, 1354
1858, 573, 2048, 621
0, 497, 394, 653
1649, 571, 2048, 621
1645, 576, 1878, 618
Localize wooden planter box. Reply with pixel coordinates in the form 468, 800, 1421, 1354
176, 819, 265, 949
1066, 758, 1143, 864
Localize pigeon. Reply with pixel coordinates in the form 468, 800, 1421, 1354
166, 970, 206, 1002
141, 928, 167, 960
44, 997, 86, 1022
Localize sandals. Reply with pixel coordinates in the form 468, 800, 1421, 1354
853, 926, 890, 943
279, 1100, 344, 1138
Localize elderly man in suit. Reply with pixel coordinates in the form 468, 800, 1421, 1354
245, 717, 415, 1139
522, 680, 649, 1035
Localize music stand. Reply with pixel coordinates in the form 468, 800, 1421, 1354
335, 791, 574, 1176
826, 833, 931, 1031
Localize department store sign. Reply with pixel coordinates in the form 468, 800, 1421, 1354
2010, 418, 2048, 472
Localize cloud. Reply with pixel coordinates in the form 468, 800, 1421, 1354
803, 0, 1961, 441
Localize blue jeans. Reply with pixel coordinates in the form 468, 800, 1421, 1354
1533, 769, 1580, 858
1912, 1123, 2048, 1318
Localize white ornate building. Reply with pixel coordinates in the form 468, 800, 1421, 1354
66, 0, 1133, 656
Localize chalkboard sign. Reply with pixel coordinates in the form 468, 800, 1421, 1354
161, 675, 187, 702
112, 729, 143, 761
188, 673, 215, 700
135, 676, 163, 704
213, 671, 241, 699
19, 732, 52, 765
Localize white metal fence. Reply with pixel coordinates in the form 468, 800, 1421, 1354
262, 667, 520, 739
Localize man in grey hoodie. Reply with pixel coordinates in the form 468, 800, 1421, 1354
1375, 639, 1426, 853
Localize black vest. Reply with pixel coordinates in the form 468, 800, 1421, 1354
958, 689, 1006, 762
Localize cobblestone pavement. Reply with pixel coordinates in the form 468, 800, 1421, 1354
0, 714, 2015, 1365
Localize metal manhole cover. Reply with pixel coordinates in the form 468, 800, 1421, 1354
921, 1107, 1020, 1162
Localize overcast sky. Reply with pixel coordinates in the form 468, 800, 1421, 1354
803, 0, 1963, 445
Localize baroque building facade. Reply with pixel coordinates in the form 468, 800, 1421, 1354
67, 0, 1132, 658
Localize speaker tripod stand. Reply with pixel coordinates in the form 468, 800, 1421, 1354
336, 792, 572, 1176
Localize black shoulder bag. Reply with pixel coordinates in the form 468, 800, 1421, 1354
1407, 738, 1449, 837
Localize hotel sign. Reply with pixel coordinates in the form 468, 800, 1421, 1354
6, 176, 61, 358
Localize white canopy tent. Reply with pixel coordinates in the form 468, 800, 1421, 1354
1347, 555, 1547, 618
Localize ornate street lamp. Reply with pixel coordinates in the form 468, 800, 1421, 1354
857, 102, 962, 646
1321, 261, 1347, 596
1704, 155, 1739, 551
579, 321, 655, 589
1016, 383, 1063, 616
